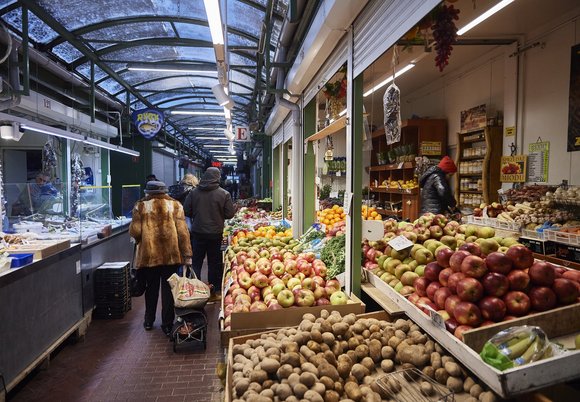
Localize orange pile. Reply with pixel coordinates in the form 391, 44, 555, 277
362, 205, 382, 220
317, 205, 346, 228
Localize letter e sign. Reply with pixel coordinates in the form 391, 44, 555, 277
236, 126, 250, 142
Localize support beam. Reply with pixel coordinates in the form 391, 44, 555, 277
282, 143, 289, 220
302, 99, 316, 233
21, 5, 30, 96
90, 61, 95, 123
272, 145, 280, 211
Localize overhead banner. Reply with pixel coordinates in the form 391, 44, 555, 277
528, 141, 550, 182
568, 43, 580, 151
132, 108, 163, 140
500, 155, 527, 183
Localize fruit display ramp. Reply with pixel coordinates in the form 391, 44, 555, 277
366, 270, 580, 398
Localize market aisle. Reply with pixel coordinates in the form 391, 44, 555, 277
9, 295, 224, 402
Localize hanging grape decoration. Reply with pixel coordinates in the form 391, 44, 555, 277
432, 4, 460, 72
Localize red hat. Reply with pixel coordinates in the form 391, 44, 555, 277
438, 156, 457, 173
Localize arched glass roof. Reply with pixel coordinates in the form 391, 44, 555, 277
0, 0, 290, 157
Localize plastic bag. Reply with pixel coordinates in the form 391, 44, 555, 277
167, 266, 210, 309
480, 326, 554, 370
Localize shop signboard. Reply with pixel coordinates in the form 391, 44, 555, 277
527, 141, 550, 182
567, 43, 580, 151
235, 125, 250, 142
420, 141, 442, 155
460, 104, 487, 132
500, 155, 527, 182
505, 126, 516, 137
132, 108, 163, 139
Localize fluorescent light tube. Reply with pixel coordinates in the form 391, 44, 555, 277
84, 137, 140, 157
171, 110, 225, 116
204, 0, 224, 45
204, 144, 231, 148
457, 0, 515, 36
194, 137, 229, 140
20, 124, 85, 142
188, 127, 224, 130
127, 67, 216, 74
363, 64, 415, 97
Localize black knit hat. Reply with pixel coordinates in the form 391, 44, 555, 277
144, 180, 168, 194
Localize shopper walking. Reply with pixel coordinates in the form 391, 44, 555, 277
168, 173, 199, 205
184, 167, 236, 299
129, 181, 192, 335
419, 156, 458, 215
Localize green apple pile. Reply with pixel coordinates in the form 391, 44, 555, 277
363, 213, 522, 296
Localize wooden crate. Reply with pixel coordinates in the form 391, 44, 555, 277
225, 311, 390, 402
5, 239, 71, 260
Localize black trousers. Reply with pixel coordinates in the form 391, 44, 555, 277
142, 265, 179, 326
191, 236, 223, 293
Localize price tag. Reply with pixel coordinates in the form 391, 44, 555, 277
218, 309, 225, 320
330, 191, 339, 198
398, 162, 404, 169
343, 192, 353, 215
336, 171, 341, 177
388, 235, 413, 251
429, 310, 446, 330
222, 276, 234, 295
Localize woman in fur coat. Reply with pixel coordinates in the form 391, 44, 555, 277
129, 181, 192, 335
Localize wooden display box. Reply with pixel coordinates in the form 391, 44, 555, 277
220, 293, 365, 346
366, 270, 580, 398
230, 293, 364, 330
5, 239, 71, 260
225, 311, 389, 402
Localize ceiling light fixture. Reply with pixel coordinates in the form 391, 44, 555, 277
171, 110, 225, 116
212, 83, 235, 109
20, 124, 85, 142
194, 137, 229, 140
457, 0, 515, 36
204, 144, 231, 148
188, 127, 224, 130
363, 64, 415, 97
204, 0, 225, 45
84, 137, 140, 157
127, 65, 217, 74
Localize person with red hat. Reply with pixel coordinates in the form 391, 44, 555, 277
419, 156, 458, 214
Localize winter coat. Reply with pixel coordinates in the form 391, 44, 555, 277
183, 168, 236, 239
419, 166, 457, 214
129, 194, 192, 268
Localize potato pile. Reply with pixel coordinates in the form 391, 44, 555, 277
230, 311, 498, 402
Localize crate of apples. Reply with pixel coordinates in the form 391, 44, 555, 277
408, 243, 580, 340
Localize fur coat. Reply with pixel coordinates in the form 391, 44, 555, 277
129, 194, 192, 268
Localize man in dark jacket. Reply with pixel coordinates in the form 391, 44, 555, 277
184, 167, 236, 297
420, 156, 457, 214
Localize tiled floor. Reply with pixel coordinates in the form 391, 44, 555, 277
9, 296, 224, 402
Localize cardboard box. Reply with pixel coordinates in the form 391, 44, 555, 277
5, 239, 71, 260
229, 292, 365, 331
555, 243, 580, 263
225, 311, 390, 402
519, 236, 555, 255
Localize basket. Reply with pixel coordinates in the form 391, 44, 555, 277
521, 228, 546, 241
544, 228, 580, 246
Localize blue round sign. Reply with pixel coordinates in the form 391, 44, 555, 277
132, 108, 164, 139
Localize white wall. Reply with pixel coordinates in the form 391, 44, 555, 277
400, 15, 580, 186
520, 19, 580, 184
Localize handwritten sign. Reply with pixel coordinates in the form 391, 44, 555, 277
528, 141, 549, 182
505, 126, 516, 137
388, 235, 413, 251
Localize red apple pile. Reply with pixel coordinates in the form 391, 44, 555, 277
408, 244, 580, 340
222, 249, 348, 330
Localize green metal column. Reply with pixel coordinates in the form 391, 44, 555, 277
282, 143, 288, 219
302, 100, 316, 231
272, 144, 281, 211
262, 136, 272, 198
21, 6, 30, 96
101, 149, 109, 186
349, 74, 364, 297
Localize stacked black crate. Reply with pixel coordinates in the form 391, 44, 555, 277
94, 262, 131, 319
